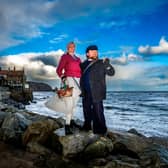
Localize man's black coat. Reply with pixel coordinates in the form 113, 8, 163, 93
80, 59, 115, 102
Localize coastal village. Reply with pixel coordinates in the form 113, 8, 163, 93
0, 67, 168, 168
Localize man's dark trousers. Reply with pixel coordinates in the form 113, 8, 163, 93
82, 92, 107, 134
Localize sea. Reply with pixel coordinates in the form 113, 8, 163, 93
26, 91, 168, 138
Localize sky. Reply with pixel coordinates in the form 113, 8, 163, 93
0, 0, 168, 91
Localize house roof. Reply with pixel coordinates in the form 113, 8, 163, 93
0, 70, 8, 75
0, 69, 24, 76
7, 71, 24, 76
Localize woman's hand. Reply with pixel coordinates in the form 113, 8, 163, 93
61, 76, 66, 82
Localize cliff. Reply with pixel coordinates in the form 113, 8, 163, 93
27, 81, 52, 91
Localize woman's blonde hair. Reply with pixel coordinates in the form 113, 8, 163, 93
67, 41, 75, 49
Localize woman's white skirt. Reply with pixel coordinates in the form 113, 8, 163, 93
45, 77, 81, 114
45, 94, 70, 114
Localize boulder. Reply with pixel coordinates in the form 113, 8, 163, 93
104, 160, 140, 168
108, 130, 150, 155
0, 111, 8, 127
139, 144, 168, 168
0, 112, 31, 144
105, 155, 140, 168
23, 118, 59, 145
83, 136, 113, 160
149, 136, 168, 149
22, 119, 59, 155
26, 141, 51, 155
52, 129, 100, 158
10, 90, 33, 104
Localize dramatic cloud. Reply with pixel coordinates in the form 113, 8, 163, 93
0, 50, 64, 83
138, 37, 168, 55
141, 66, 168, 90
109, 64, 168, 91
0, 49, 167, 90
0, 0, 167, 50
108, 63, 147, 91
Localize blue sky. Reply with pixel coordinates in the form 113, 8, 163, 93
0, 0, 168, 91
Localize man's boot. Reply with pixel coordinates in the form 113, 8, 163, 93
81, 122, 92, 131
65, 125, 73, 135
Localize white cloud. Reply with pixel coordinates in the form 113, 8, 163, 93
138, 37, 168, 55
128, 53, 143, 62
0, 0, 167, 50
99, 20, 139, 30
99, 21, 126, 29
109, 63, 168, 91
0, 50, 64, 85
112, 64, 145, 80
110, 52, 142, 65
74, 38, 97, 45
49, 34, 68, 44
1, 49, 167, 90
0, 0, 57, 50
0, 35, 25, 50
119, 46, 134, 53
26, 61, 56, 80
111, 55, 127, 65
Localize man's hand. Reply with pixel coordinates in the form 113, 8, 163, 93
103, 58, 110, 64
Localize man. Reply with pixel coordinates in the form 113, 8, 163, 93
56, 42, 81, 135
80, 45, 115, 135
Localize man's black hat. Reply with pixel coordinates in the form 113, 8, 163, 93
86, 45, 98, 53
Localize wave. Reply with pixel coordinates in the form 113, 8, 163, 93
26, 91, 168, 137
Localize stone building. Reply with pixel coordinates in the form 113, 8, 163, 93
0, 67, 27, 89
0, 67, 33, 103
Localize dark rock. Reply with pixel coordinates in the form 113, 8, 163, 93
88, 158, 107, 167
128, 128, 146, 137
10, 90, 33, 104
0, 141, 39, 168
22, 119, 59, 155
22, 119, 58, 144
149, 136, 168, 149
52, 130, 99, 158
45, 153, 86, 168
112, 142, 139, 158
139, 144, 168, 168
0, 112, 31, 146
108, 131, 150, 154
104, 160, 140, 168
28, 81, 52, 91
83, 136, 113, 160
0, 111, 8, 127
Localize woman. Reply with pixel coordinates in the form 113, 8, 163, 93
56, 41, 81, 135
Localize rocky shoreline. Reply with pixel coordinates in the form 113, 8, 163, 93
0, 87, 168, 168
